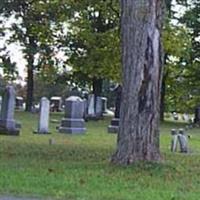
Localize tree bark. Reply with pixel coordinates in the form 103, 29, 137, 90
112, 0, 164, 165
25, 36, 36, 112
92, 77, 103, 113
92, 77, 102, 97
160, 74, 166, 122
25, 64, 34, 112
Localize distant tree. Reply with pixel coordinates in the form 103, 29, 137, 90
178, 0, 200, 111
0, 49, 18, 81
66, 0, 120, 97
112, 0, 164, 165
0, 0, 66, 111
34, 72, 71, 102
160, 0, 192, 119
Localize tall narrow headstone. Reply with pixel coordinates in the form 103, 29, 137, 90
86, 94, 103, 120
0, 86, 20, 135
101, 97, 108, 113
178, 129, 188, 153
35, 97, 50, 134
87, 94, 95, 117
58, 96, 86, 134
194, 106, 200, 124
95, 96, 103, 118
171, 129, 178, 152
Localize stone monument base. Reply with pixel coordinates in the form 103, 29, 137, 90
108, 118, 119, 133
85, 114, 103, 121
58, 118, 86, 134
0, 120, 20, 135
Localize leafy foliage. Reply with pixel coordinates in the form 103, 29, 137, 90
0, 0, 68, 110
65, 0, 121, 85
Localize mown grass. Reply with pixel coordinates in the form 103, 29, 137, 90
0, 111, 200, 200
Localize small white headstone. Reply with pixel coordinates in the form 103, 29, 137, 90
88, 94, 95, 116
37, 97, 50, 134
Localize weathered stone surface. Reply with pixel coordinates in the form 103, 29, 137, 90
178, 129, 188, 153
35, 97, 50, 134
50, 96, 62, 112
171, 129, 178, 152
58, 96, 86, 134
0, 86, 21, 135
108, 118, 119, 134
86, 94, 103, 120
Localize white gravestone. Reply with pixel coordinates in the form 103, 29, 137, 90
35, 97, 50, 134
87, 94, 95, 116
171, 129, 178, 152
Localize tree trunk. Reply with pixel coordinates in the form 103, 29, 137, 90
25, 36, 36, 112
92, 77, 102, 97
25, 60, 34, 112
92, 77, 103, 113
112, 0, 164, 165
160, 75, 166, 122
160, 53, 169, 122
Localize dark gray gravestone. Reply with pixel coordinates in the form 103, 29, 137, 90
34, 97, 50, 134
108, 85, 122, 133
0, 86, 20, 135
83, 98, 88, 120
50, 96, 62, 112
58, 96, 86, 134
178, 129, 188, 153
194, 106, 200, 124
171, 129, 178, 152
95, 96, 103, 118
101, 97, 108, 113
108, 118, 119, 133
15, 96, 24, 110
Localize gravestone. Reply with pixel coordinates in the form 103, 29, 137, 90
58, 96, 86, 134
50, 96, 62, 112
86, 94, 103, 120
170, 128, 188, 153
194, 106, 200, 124
171, 129, 178, 152
34, 97, 50, 134
87, 94, 95, 117
108, 85, 122, 133
95, 96, 103, 118
15, 96, 24, 110
182, 113, 189, 122
178, 129, 188, 153
101, 97, 108, 113
0, 86, 21, 135
172, 112, 179, 120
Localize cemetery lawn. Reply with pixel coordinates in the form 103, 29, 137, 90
1, 112, 200, 200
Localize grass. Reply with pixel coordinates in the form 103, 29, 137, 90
0, 111, 200, 200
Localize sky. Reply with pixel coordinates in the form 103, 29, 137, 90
0, 1, 186, 83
